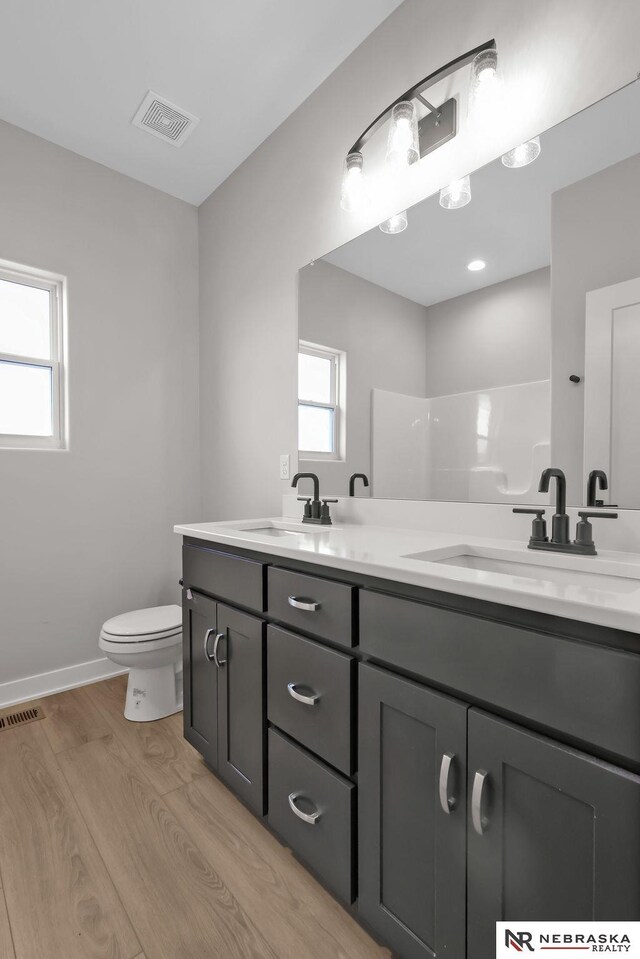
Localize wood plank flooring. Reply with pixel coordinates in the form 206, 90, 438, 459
0, 678, 389, 959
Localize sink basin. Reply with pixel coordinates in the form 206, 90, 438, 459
403, 547, 640, 595
244, 526, 305, 537
217, 520, 328, 539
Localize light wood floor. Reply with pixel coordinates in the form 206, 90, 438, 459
0, 676, 389, 959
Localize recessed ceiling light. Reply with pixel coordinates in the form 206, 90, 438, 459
467, 259, 486, 271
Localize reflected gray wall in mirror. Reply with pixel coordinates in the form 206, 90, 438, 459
298, 80, 640, 507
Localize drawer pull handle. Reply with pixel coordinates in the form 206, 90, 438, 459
471, 769, 490, 835
438, 751, 457, 814
288, 792, 321, 825
203, 628, 216, 662
287, 682, 319, 706
288, 595, 321, 612
213, 632, 226, 668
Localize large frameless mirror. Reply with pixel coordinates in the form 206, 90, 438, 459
298, 80, 640, 508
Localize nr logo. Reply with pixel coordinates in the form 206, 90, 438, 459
505, 929, 535, 952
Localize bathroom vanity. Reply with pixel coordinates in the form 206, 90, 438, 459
176, 518, 640, 959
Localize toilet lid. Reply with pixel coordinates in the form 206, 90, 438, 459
101, 604, 182, 639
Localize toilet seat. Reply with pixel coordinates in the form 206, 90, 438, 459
100, 604, 181, 644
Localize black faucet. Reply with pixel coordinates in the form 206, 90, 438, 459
349, 472, 369, 497
513, 467, 618, 555
587, 469, 608, 508
291, 472, 336, 525
539, 467, 569, 545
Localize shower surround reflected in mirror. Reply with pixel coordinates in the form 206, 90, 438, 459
298, 80, 640, 507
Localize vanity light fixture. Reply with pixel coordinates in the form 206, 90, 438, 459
379, 210, 408, 234
439, 175, 472, 210
467, 259, 486, 271
468, 48, 502, 122
501, 136, 541, 168
340, 39, 497, 213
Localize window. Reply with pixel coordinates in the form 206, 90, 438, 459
298, 342, 343, 458
0, 261, 66, 449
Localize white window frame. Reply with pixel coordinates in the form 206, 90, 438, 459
0, 260, 67, 450
298, 341, 344, 461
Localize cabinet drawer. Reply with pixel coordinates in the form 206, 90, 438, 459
268, 728, 355, 903
183, 544, 265, 613
268, 567, 355, 648
268, 625, 354, 775
361, 589, 640, 767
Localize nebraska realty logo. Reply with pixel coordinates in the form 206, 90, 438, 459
497, 924, 640, 956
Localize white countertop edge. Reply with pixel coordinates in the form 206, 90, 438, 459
174, 519, 640, 637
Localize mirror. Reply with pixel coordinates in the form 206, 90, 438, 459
298, 80, 640, 507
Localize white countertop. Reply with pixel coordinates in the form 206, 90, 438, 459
174, 518, 640, 635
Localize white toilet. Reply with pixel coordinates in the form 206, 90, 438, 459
99, 605, 183, 722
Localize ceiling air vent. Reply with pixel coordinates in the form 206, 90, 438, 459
131, 91, 200, 147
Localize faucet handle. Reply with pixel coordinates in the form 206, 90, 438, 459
513, 507, 548, 544
575, 511, 618, 550
297, 496, 312, 519
322, 498, 338, 504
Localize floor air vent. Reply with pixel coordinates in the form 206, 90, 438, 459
0, 705, 45, 730
131, 90, 200, 147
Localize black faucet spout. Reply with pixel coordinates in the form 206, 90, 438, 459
291, 472, 320, 503
349, 472, 370, 497
587, 469, 608, 508
538, 468, 569, 544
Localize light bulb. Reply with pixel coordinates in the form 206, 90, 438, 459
386, 101, 419, 170
469, 48, 502, 123
340, 152, 369, 213
379, 210, 408, 234
501, 136, 541, 168
439, 175, 471, 210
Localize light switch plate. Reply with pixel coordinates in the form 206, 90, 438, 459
279, 454, 290, 480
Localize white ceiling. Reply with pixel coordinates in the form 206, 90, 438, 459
325, 81, 640, 306
0, 0, 404, 205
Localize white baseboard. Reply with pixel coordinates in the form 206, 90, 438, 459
0, 657, 127, 709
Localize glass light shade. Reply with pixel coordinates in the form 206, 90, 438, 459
439, 175, 472, 210
379, 210, 408, 234
386, 101, 419, 170
501, 136, 541, 168
340, 152, 369, 212
469, 48, 501, 121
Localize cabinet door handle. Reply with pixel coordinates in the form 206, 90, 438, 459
287, 682, 319, 706
471, 769, 490, 835
438, 751, 457, 814
213, 631, 226, 668
288, 595, 321, 612
203, 628, 216, 662
288, 792, 321, 824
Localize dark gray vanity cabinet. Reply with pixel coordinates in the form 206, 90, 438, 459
467, 710, 640, 959
358, 664, 468, 959
181, 537, 640, 959
182, 588, 266, 814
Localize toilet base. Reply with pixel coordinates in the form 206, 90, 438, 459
124, 662, 183, 722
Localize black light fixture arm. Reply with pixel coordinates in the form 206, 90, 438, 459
348, 38, 496, 155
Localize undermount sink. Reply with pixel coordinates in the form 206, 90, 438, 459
403, 547, 640, 595
218, 520, 328, 538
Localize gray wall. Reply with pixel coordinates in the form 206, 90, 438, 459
197, 0, 640, 522
424, 268, 550, 397
0, 120, 199, 690
551, 152, 640, 502
299, 259, 428, 494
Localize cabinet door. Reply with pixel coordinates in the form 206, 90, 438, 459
182, 589, 219, 769
467, 710, 640, 959
359, 664, 468, 959
216, 604, 266, 814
